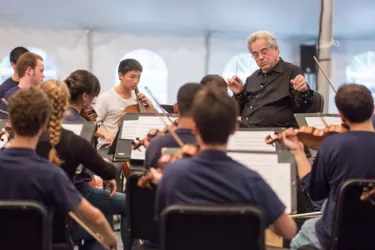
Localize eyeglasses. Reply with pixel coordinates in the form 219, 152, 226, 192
251, 47, 272, 59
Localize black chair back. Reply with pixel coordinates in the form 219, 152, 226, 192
160, 205, 265, 250
126, 173, 159, 250
331, 179, 375, 250
305, 91, 324, 113
0, 201, 51, 250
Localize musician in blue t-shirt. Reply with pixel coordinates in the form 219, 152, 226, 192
155, 87, 297, 240
145, 82, 203, 169
0, 46, 29, 99
282, 83, 375, 250
0, 87, 117, 249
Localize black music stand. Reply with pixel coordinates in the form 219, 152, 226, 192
61, 121, 96, 142
111, 113, 178, 165
161, 104, 174, 114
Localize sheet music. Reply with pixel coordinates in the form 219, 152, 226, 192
61, 124, 83, 136
120, 120, 138, 139
305, 116, 341, 129
130, 148, 146, 160
228, 131, 276, 152
228, 152, 292, 214
120, 116, 177, 140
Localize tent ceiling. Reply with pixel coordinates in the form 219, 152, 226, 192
0, 0, 374, 39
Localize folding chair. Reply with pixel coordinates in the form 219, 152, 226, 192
331, 179, 375, 250
126, 173, 159, 250
0, 201, 51, 250
160, 204, 265, 250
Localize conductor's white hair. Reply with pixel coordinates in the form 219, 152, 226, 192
248, 31, 278, 52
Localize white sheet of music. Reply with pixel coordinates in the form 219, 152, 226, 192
227, 131, 276, 152
228, 152, 292, 214
135, 116, 175, 139
130, 147, 146, 160
61, 124, 83, 136
120, 120, 138, 139
305, 116, 341, 129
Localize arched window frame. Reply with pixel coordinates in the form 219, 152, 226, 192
116, 49, 168, 107
0, 46, 57, 82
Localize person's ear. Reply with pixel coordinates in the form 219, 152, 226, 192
173, 103, 179, 114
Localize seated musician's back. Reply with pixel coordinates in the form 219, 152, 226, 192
145, 83, 203, 169
156, 87, 297, 239
0, 88, 117, 248
283, 84, 375, 250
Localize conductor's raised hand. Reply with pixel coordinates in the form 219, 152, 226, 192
227, 75, 244, 94
290, 74, 308, 92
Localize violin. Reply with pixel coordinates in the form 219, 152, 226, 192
132, 119, 179, 150
137, 144, 200, 188
265, 124, 348, 150
80, 106, 98, 122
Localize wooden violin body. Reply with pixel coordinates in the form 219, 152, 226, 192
138, 144, 199, 188
265, 125, 348, 150
80, 106, 98, 122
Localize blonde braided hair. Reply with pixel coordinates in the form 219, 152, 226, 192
40, 80, 70, 165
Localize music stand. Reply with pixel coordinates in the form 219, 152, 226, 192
161, 104, 174, 114
229, 127, 287, 152
227, 150, 297, 215
61, 121, 96, 142
112, 113, 178, 165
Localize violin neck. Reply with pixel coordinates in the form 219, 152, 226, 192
135, 87, 147, 112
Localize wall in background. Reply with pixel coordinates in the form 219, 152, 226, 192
1, 27, 374, 111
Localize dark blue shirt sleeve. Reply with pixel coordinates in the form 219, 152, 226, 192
50, 168, 83, 214
249, 176, 286, 226
306, 141, 332, 201
145, 139, 162, 169
154, 162, 177, 220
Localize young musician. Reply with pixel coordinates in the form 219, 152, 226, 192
155, 88, 297, 240
0, 46, 29, 98
0, 52, 45, 119
145, 83, 203, 169
282, 84, 375, 250
64, 71, 133, 248
94, 58, 155, 154
200, 74, 228, 92
0, 87, 117, 248
65, 69, 115, 144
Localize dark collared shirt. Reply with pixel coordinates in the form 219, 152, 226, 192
234, 58, 314, 128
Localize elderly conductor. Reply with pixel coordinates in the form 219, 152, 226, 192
228, 31, 314, 128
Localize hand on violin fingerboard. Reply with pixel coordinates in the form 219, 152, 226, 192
137, 168, 163, 188
290, 74, 308, 92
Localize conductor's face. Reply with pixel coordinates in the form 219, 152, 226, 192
250, 38, 279, 73
119, 70, 141, 90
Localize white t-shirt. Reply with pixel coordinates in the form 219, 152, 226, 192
94, 88, 137, 149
